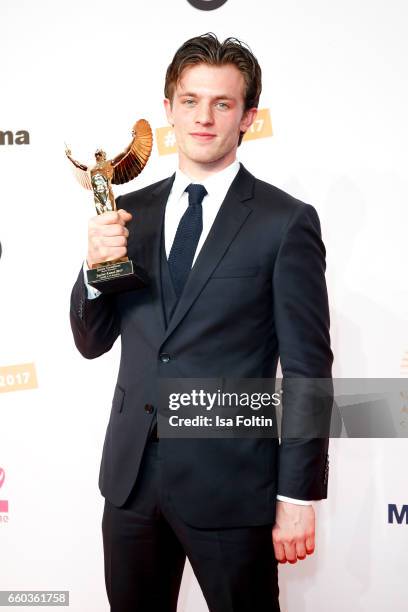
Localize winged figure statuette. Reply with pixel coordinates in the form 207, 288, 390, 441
65, 119, 153, 214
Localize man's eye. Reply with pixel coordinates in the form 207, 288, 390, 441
184, 99, 196, 106
216, 102, 229, 109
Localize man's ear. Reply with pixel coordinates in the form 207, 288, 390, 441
240, 107, 258, 135
164, 98, 174, 126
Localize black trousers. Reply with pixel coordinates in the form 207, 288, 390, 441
102, 439, 280, 612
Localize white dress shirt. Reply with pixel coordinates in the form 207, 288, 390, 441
83, 159, 314, 506
164, 160, 240, 263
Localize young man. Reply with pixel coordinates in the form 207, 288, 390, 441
70, 33, 332, 612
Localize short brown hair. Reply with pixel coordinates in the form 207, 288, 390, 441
164, 33, 262, 145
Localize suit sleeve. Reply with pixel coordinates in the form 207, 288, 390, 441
70, 265, 120, 359
273, 203, 333, 500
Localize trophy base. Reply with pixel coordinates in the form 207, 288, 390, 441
86, 259, 149, 294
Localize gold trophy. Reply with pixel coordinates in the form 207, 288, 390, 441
65, 119, 153, 293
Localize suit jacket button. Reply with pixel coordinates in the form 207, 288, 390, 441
159, 353, 171, 363
144, 404, 154, 413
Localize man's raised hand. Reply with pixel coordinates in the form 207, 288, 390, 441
87, 209, 132, 267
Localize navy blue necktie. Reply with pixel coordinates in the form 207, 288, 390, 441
168, 183, 207, 298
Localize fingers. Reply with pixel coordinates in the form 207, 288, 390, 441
117, 209, 132, 223
272, 533, 297, 564
90, 223, 129, 238
272, 534, 286, 563
88, 246, 127, 265
283, 541, 297, 564
91, 209, 132, 225
87, 209, 132, 266
96, 236, 128, 248
271, 502, 316, 564
272, 526, 294, 563
305, 533, 315, 555
295, 540, 307, 561
272, 533, 310, 564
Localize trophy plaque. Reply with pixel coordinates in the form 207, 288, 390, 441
65, 119, 153, 294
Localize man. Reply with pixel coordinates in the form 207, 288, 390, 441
70, 33, 332, 612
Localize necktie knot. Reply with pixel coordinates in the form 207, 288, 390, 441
185, 183, 207, 206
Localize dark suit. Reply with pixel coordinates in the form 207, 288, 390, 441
70, 164, 332, 611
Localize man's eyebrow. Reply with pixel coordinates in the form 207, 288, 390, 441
177, 92, 198, 97
177, 92, 236, 100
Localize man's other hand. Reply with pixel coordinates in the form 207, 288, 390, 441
87, 209, 132, 267
272, 501, 315, 563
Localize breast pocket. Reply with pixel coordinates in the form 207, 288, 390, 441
210, 265, 260, 279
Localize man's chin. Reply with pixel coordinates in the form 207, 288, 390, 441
186, 149, 229, 166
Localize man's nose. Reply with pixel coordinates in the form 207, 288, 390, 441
195, 103, 214, 125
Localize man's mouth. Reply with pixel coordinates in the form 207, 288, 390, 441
190, 132, 216, 141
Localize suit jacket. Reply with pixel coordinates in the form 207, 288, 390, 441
70, 163, 333, 528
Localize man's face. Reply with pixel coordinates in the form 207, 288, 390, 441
164, 63, 257, 172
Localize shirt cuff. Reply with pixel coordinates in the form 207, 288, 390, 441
83, 260, 102, 300
276, 495, 315, 506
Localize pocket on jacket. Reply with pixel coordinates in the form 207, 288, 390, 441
112, 384, 125, 413
210, 265, 260, 279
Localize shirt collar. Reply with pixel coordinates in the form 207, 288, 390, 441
172, 160, 241, 202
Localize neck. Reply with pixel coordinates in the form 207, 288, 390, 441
178, 154, 237, 181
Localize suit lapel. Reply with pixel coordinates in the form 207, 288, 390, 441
161, 164, 255, 346
133, 174, 175, 341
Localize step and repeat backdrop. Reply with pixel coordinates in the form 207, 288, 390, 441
1, 0, 407, 610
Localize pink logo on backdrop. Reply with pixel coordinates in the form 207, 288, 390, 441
0, 467, 9, 513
